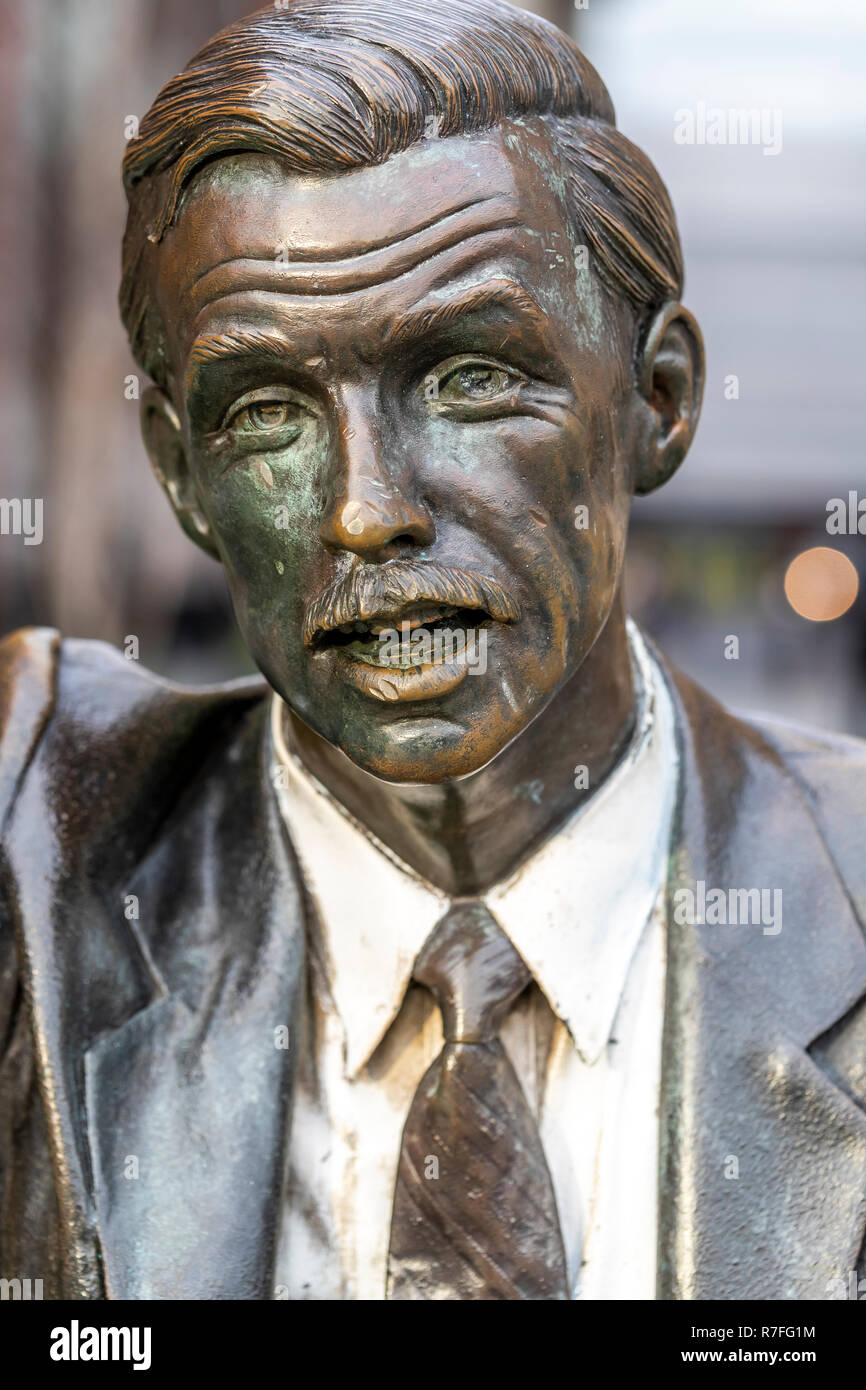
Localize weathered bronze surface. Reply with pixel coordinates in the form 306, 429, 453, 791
387, 901, 570, 1300
2, 0, 866, 1301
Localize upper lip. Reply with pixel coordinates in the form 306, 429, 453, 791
303, 562, 521, 651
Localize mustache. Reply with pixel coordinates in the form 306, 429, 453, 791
303, 560, 522, 649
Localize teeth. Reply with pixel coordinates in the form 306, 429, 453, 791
368, 607, 455, 636
326, 605, 475, 644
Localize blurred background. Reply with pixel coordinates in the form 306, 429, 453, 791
1, 0, 864, 732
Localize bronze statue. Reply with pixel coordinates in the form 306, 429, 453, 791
2, 0, 865, 1301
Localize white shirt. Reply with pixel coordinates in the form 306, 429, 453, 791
271, 623, 678, 1300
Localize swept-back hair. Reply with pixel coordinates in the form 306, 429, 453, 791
121, 0, 683, 388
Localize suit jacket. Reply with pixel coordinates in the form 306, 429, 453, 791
1, 625, 865, 1300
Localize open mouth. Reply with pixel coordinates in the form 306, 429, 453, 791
303, 566, 521, 704
311, 602, 496, 703
313, 603, 492, 668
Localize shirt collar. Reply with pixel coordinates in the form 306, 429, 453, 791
271, 621, 678, 1075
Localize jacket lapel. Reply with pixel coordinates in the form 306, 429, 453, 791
658, 661, 866, 1299
6, 645, 305, 1299
83, 703, 305, 1299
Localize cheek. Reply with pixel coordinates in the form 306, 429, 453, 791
583, 404, 633, 594
537, 406, 630, 645
425, 415, 613, 677
194, 453, 324, 615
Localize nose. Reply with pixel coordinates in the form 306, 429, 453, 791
318, 387, 435, 561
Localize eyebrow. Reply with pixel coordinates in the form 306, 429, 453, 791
187, 279, 549, 371
383, 278, 549, 348
188, 327, 299, 369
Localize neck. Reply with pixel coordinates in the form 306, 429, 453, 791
285, 599, 637, 897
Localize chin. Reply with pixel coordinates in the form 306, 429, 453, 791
342, 736, 485, 785
339, 710, 528, 786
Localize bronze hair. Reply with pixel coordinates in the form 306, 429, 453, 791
120, 0, 683, 389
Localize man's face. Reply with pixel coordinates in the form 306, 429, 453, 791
153, 122, 638, 782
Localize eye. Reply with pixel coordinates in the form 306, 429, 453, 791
246, 401, 294, 431
425, 356, 525, 410
218, 390, 313, 454
447, 364, 510, 400
228, 399, 302, 438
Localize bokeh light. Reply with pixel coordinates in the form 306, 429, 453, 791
784, 547, 859, 622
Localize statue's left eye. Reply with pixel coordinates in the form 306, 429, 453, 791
456, 365, 506, 398
433, 359, 520, 405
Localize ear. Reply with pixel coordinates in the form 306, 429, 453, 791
140, 386, 221, 560
633, 301, 705, 496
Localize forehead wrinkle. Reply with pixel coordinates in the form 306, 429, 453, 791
188, 193, 502, 290
183, 205, 525, 309
182, 225, 539, 367
189, 278, 548, 368
181, 227, 562, 389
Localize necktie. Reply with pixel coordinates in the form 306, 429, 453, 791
386, 900, 569, 1300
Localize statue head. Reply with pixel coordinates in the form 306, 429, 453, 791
122, 0, 703, 783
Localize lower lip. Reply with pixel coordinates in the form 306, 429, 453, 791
336, 636, 485, 704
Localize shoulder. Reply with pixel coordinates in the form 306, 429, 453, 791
708, 697, 866, 917
653, 642, 866, 910
740, 708, 866, 801
741, 711, 866, 920
0, 626, 269, 828
0, 627, 59, 826
650, 637, 866, 801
